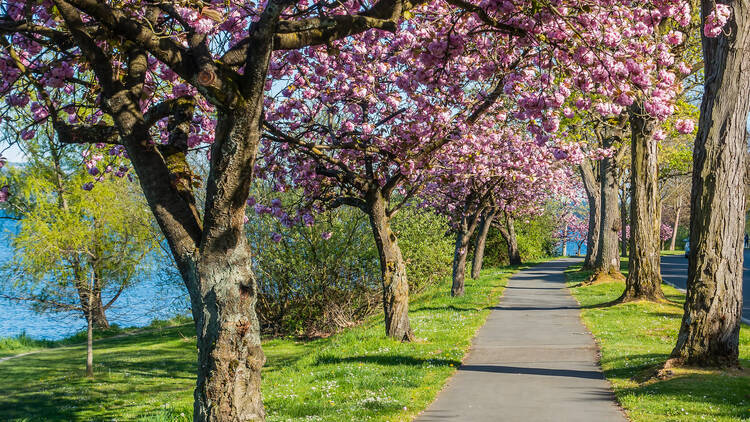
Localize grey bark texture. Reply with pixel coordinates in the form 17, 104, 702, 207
498, 213, 522, 266
621, 106, 664, 302
670, 0, 750, 368
579, 161, 601, 269
593, 136, 623, 277
471, 210, 496, 279
367, 189, 415, 341
452, 210, 482, 296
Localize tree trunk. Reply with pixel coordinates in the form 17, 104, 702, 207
561, 224, 568, 256
620, 107, 664, 302
593, 141, 622, 277
580, 162, 601, 269
669, 0, 749, 368
452, 210, 481, 296
86, 312, 93, 378
670, 198, 682, 251
76, 283, 110, 330
89, 290, 110, 329
193, 243, 265, 421
620, 181, 629, 258
471, 210, 495, 279
367, 189, 414, 341
499, 213, 522, 266
191, 96, 269, 420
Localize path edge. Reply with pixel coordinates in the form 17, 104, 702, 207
563, 260, 632, 422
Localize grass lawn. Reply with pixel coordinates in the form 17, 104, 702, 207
660, 249, 687, 256
0, 334, 57, 358
0, 264, 528, 421
566, 262, 750, 422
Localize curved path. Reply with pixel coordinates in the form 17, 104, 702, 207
416, 258, 627, 422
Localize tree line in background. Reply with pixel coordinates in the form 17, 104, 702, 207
0, 0, 747, 420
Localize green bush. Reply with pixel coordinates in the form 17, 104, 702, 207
473, 211, 559, 266
392, 206, 454, 293
515, 213, 559, 261
247, 190, 453, 337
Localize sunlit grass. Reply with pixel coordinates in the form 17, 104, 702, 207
566, 263, 750, 422
660, 249, 687, 256
0, 264, 532, 421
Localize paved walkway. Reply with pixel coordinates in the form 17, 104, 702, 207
416, 258, 627, 422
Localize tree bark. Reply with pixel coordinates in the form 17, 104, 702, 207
620, 106, 664, 302
76, 285, 110, 330
669, 0, 749, 368
580, 161, 601, 269
88, 292, 110, 329
193, 242, 265, 422
620, 180, 629, 258
452, 209, 482, 296
592, 138, 622, 278
366, 189, 414, 341
670, 198, 682, 251
471, 210, 495, 279
498, 213, 522, 266
86, 309, 93, 378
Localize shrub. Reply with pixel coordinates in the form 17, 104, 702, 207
392, 206, 454, 293
247, 190, 452, 337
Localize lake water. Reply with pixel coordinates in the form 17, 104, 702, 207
0, 219, 190, 340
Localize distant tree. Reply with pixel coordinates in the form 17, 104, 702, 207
0, 138, 157, 377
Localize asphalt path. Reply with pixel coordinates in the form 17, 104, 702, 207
416, 258, 626, 422
661, 251, 750, 322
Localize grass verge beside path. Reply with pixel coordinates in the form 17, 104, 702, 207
0, 263, 531, 421
566, 263, 750, 422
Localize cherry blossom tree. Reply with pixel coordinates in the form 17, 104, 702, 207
0, 0, 426, 419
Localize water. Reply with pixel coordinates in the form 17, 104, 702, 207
0, 219, 190, 340
560, 241, 587, 257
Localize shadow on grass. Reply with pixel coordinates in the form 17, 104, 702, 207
613, 368, 750, 420
315, 354, 461, 367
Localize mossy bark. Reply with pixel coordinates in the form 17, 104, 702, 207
367, 189, 414, 341
620, 106, 664, 302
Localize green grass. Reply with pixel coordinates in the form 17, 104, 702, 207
566, 263, 750, 422
0, 316, 195, 359
0, 333, 56, 358
0, 265, 529, 421
660, 249, 687, 256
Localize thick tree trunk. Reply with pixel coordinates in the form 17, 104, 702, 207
670, 199, 682, 251
367, 189, 414, 341
580, 162, 601, 269
471, 210, 495, 279
593, 142, 622, 278
620, 107, 664, 302
193, 242, 265, 422
192, 105, 268, 420
499, 213, 522, 266
669, 1, 749, 368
